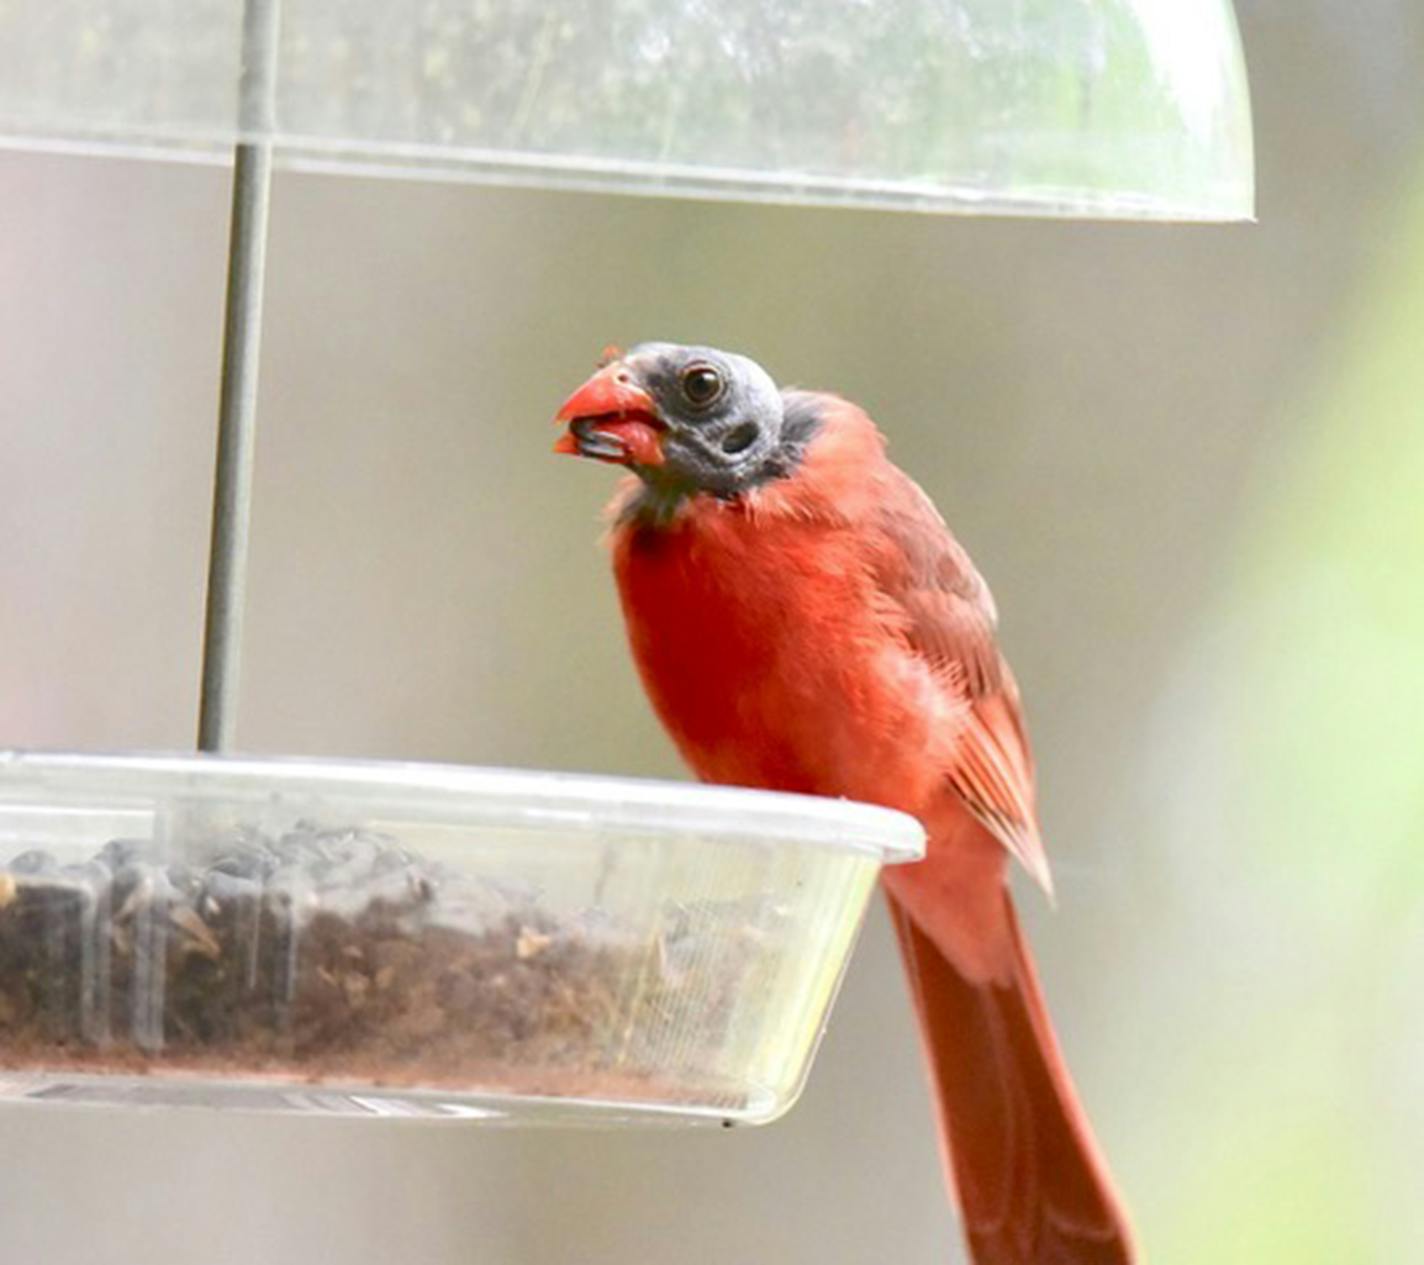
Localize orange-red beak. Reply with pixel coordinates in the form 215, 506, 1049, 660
553, 363, 666, 467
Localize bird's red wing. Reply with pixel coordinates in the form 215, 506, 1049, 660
875, 474, 1053, 894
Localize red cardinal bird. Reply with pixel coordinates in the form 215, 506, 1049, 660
555, 343, 1136, 1265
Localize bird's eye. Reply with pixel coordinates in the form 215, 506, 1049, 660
680, 363, 724, 408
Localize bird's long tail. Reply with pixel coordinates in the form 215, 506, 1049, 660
886, 891, 1137, 1265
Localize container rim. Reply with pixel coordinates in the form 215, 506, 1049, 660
0, 749, 926, 864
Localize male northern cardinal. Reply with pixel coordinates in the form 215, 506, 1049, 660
554, 342, 1136, 1265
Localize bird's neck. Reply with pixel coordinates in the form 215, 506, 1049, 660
616, 476, 695, 529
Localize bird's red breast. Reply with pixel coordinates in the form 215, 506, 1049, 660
611, 396, 941, 801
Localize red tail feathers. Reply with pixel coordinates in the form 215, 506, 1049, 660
887, 893, 1136, 1265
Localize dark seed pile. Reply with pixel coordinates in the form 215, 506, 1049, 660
0, 825, 763, 1102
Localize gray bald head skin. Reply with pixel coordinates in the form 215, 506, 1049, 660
619, 342, 822, 514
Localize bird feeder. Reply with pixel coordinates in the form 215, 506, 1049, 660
0, 0, 1252, 1120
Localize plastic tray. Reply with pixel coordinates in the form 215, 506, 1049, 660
0, 751, 922, 1123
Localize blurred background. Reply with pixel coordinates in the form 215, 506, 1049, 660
2, 1, 1422, 1261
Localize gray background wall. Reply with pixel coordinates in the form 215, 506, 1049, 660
3, 4, 1424, 1262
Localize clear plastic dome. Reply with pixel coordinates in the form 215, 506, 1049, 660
0, 0, 1253, 220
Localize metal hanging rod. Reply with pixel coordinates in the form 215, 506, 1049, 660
197, 0, 281, 753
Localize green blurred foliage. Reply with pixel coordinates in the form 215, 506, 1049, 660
1146, 163, 1424, 1263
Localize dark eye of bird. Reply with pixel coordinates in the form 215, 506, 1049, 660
680, 364, 724, 408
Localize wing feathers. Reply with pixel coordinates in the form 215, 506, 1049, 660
874, 468, 1053, 893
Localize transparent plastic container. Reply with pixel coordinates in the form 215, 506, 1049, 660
0, 751, 922, 1122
